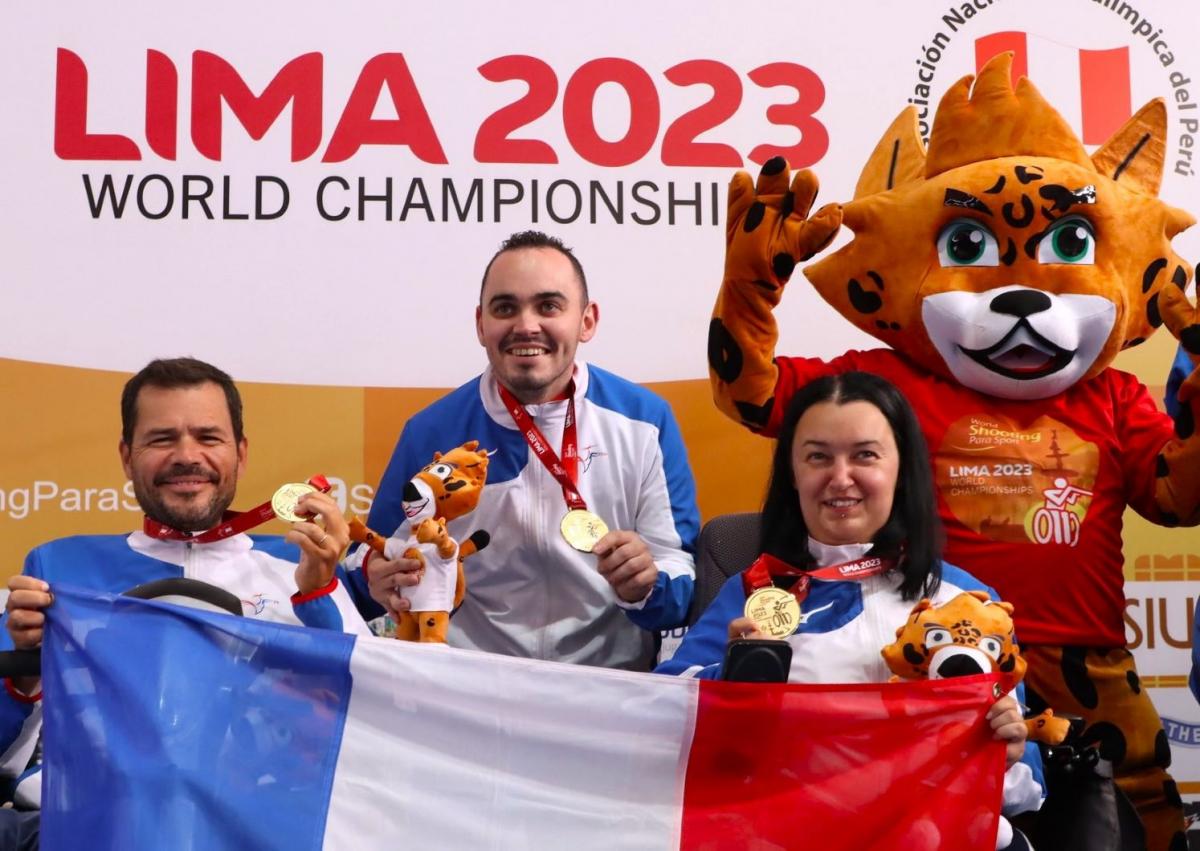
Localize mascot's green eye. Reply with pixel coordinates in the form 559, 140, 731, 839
1038, 217, 1095, 265
937, 220, 999, 267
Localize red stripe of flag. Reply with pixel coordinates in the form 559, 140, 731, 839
680, 675, 1006, 849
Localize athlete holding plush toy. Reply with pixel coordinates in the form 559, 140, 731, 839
708, 53, 1200, 848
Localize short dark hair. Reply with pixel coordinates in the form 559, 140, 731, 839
479, 230, 589, 304
120, 357, 244, 445
759, 371, 943, 600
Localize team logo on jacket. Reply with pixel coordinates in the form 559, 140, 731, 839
796, 601, 835, 625
795, 584, 861, 634
580, 444, 607, 473
241, 594, 279, 616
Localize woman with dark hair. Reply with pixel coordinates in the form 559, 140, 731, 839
657, 372, 1041, 850
758, 370, 942, 602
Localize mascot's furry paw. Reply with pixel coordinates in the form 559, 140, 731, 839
1025, 708, 1072, 746
1160, 282, 1200, 411
723, 157, 842, 292
1155, 282, 1200, 525
709, 157, 841, 430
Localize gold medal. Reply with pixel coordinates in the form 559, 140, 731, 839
272, 482, 318, 523
560, 509, 609, 552
743, 587, 800, 639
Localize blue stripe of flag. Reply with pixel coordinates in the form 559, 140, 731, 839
41, 585, 356, 851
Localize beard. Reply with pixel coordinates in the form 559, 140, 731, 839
134, 464, 236, 533
502, 369, 556, 399
494, 345, 574, 403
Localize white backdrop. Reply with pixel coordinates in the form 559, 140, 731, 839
7, 1, 1197, 385
4, 0, 1200, 809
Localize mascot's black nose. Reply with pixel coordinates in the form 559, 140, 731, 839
403, 481, 421, 501
990, 289, 1051, 318
936, 654, 987, 678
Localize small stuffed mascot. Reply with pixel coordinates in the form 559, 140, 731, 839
351, 441, 490, 643
883, 591, 1069, 851
709, 52, 1199, 848
883, 590, 1068, 745
883, 591, 1025, 683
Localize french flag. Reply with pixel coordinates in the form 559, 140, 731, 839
41, 586, 1006, 849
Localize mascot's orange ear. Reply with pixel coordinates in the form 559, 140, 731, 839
964, 590, 991, 604
989, 599, 1015, 617
853, 106, 927, 200
463, 440, 479, 451
1091, 99, 1167, 197
907, 598, 933, 618
433, 451, 443, 461
894, 597, 933, 638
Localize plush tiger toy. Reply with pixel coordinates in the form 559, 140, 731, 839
883, 591, 1024, 682
709, 53, 1199, 849
883, 591, 1070, 851
350, 440, 491, 643
883, 590, 1068, 743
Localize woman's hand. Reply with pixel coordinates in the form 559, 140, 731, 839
987, 694, 1027, 768
727, 616, 768, 642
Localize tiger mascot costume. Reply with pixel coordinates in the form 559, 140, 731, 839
708, 53, 1200, 849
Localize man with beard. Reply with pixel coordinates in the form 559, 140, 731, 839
345, 230, 698, 671
0, 357, 368, 831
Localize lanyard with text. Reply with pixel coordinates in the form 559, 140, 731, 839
498, 382, 587, 512
741, 551, 897, 606
144, 474, 331, 544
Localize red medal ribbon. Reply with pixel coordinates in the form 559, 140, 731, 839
742, 552, 897, 607
498, 382, 587, 512
143, 474, 332, 543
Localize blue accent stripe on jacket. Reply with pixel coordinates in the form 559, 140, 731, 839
585, 365, 700, 555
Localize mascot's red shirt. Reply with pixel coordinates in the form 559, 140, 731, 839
769, 349, 1174, 647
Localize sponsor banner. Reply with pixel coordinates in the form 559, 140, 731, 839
1151, 687, 1200, 796
4, 1, 1199, 385
1124, 581, 1197, 677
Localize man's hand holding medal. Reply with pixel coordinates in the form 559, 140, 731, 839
592, 530, 660, 604
503, 385, 660, 606
273, 480, 353, 596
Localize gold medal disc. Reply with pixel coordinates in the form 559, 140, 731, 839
272, 482, 318, 523
560, 509, 609, 552
743, 587, 800, 639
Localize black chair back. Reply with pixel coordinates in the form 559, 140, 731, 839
688, 512, 762, 626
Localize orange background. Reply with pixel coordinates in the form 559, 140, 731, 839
0, 357, 770, 573
1, 327, 1193, 577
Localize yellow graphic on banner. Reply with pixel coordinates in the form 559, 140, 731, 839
937, 413, 1099, 546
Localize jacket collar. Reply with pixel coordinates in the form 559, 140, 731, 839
480, 361, 590, 426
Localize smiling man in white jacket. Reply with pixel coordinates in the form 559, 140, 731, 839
347, 231, 698, 671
